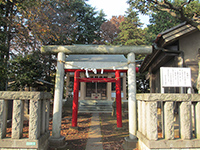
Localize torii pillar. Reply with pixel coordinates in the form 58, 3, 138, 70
128, 53, 137, 139
123, 52, 138, 150
49, 52, 67, 148
41, 45, 152, 149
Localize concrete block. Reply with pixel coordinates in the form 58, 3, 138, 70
48, 136, 67, 149
123, 137, 138, 150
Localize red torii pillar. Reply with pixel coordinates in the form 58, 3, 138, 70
72, 70, 80, 127
71, 69, 127, 128
115, 70, 122, 128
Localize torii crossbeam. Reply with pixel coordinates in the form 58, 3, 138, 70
41, 45, 152, 54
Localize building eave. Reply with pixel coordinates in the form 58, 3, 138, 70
155, 22, 198, 47
139, 49, 181, 73
140, 22, 199, 73
139, 49, 161, 73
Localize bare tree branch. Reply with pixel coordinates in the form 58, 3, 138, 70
128, 0, 200, 29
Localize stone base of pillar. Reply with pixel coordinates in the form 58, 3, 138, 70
122, 136, 138, 150
70, 126, 79, 130
48, 136, 67, 150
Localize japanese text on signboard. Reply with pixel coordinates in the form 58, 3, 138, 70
161, 67, 191, 87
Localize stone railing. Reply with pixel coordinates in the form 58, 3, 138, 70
136, 93, 200, 150
0, 91, 51, 150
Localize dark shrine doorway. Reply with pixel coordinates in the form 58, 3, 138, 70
86, 82, 107, 99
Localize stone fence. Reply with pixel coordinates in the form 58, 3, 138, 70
136, 93, 200, 150
0, 91, 51, 150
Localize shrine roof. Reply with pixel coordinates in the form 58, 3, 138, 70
65, 55, 127, 62
64, 55, 128, 70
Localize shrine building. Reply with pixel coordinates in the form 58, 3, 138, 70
65, 54, 128, 101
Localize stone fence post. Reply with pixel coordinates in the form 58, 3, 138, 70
136, 93, 200, 150
0, 91, 51, 150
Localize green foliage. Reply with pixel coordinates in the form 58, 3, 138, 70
0, 0, 16, 90
0, 61, 7, 91
70, 1, 106, 44
8, 51, 42, 90
127, 0, 154, 15
147, 11, 182, 42
128, 0, 200, 16
183, 1, 200, 18
0, 0, 106, 90
115, 9, 149, 46
8, 51, 55, 91
127, 0, 200, 29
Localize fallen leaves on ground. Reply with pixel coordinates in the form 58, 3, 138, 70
5, 111, 130, 150
49, 112, 92, 150
99, 113, 129, 150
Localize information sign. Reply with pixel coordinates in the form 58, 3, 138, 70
160, 67, 191, 87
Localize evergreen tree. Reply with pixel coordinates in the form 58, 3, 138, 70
70, 1, 106, 44
116, 9, 148, 45
0, 0, 22, 90
147, 11, 182, 42
8, 50, 55, 91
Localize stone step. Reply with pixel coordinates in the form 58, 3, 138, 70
79, 100, 113, 106
79, 106, 112, 109
78, 108, 112, 112
78, 100, 113, 113
82, 105, 112, 108
78, 104, 113, 113
78, 110, 112, 113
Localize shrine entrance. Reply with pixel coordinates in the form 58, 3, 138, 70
41, 45, 152, 142
70, 69, 127, 128
65, 55, 127, 101
86, 82, 107, 99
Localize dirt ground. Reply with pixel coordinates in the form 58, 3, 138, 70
100, 113, 129, 150
6, 111, 129, 150
49, 112, 92, 150
49, 111, 129, 150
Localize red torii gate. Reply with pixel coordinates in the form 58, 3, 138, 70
65, 68, 138, 128
65, 69, 124, 128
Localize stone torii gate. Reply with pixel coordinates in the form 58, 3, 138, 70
41, 45, 152, 148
